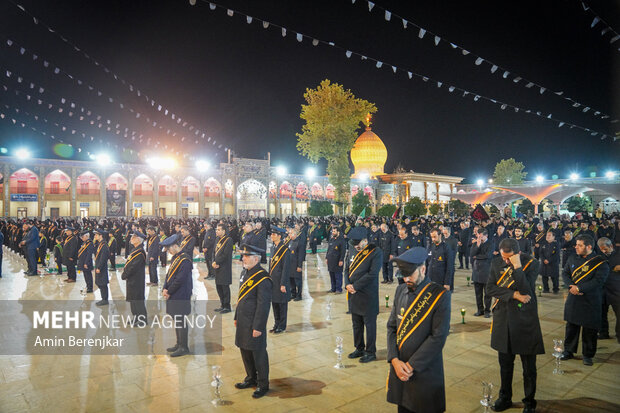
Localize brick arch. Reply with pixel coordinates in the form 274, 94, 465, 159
44, 169, 71, 195
10, 168, 38, 194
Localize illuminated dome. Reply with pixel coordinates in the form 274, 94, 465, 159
350, 126, 387, 179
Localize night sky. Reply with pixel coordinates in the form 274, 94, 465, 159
0, 0, 618, 182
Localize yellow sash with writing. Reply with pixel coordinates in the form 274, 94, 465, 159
269, 241, 289, 275
237, 269, 270, 304
496, 258, 534, 290
396, 283, 445, 350
571, 255, 606, 285
346, 246, 376, 300
215, 236, 229, 256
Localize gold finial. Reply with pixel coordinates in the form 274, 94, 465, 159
364, 113, 372, 129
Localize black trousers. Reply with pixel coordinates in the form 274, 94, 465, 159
474, 281, 491, 312
329, 271, 343, 292
204, 250, 213, 277
601, 295, 620, 338
25, 249, 37, 273
160, 252, 167, 266
498, 352, 537, 408
565, 321, 598, 358
83, 269, 93, 290
67, 263, 77, 281
352, 313, 377, 355
290, 277, 302, 298
397, 406, 415, 413
382, 261, 393, 282
240, 347, 269, 388
458, 249, 470, 269
109, 254, 116, 269
175, 325, 189, 349
272, 302, 288, 331
148, 259, 158, 283
541, 273, 559, 292
55, 259, 63, 274
130, 300, 147, 324
97, 283, 109, 301
216, 284, 231, 309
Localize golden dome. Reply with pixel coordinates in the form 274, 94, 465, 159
350, 126, 387, 179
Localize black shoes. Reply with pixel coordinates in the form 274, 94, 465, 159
252, 387, 269, 398
380, 280, 388, 284
274, 328, 285, 334
473, 311, 484, 317
492, 398, 512, 411
348, 349, 364, 359
583, 357, 593, 366
359, 353, 376, 363
293, 297, 302, 301
484, 312, 491, 318
86, 289, 93, 293
95, 300, 109, 306
219, 308, 231, 314
166, 344, 179, 352
522, 407, 536, 413
235, 380, 257, 389
170, 347, 190, 357
598, 332, 610, 340
560, 351, 573, 360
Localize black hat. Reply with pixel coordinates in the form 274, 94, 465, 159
65, 227, 75, 231
79, 230, 90, 237
93, 228, 107, 236
131, 230, 147, 240
391, 247, 428, 278
238, 243, 265, 256
347, 226, 367, 241
269, 226, 287, 236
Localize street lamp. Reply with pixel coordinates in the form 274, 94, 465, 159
569, 173, 579, 181
605, 171, 616, 179
15, 148, 31, 159
476, 179, 484, 186
535, 175, 544, 183
276, 166, 287, 177
305, 167, 316, 179
96, 153, 112, 166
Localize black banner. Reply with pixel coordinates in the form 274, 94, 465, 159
106, 189, 126, 216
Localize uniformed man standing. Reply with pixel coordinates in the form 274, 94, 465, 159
427, 228, 455, 291
287, 226, 305, 301
597, 238, 620, 342
486, 238, 544, 413
145, 226, 160, 286
560, 235, 610, 365
386, 247, 451, 413
268, 226, 291, 332
107, 232, 118, 271
471, 228, 493, 318
202, 221, 216, 280
212, 223, 233, 313
234, 244, 272, 398
326, 225, 347, 293
308, 220, 319, 254
63, 227, 78, 282
179, 225, 196, 259
345, 226, 382, 363
379, 223, 396, 284
163, 241, 194, 357
122, 231, 148, 326
77, 231, 94, 293
93, 229, 110, 306
514, 227, 531, 256
539, 231, 560, 293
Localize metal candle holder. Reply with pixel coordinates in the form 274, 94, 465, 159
326, 299, 332, 321
385, 295, 389, 308
467, 276, 471, 287
461, 308, 466, 324
211, 365, 224, 406
334, 336, 345, 369
538, 285, 543, 297
480, 381, 494, 412
552, 339, 564, 375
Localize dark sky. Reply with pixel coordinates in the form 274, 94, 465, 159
0, 0, 618, 182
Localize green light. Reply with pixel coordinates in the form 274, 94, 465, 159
52, 143, 74, 158
0, 147, 7, 154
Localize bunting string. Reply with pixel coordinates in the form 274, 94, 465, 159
348, 0, 618, 124
4, 0, 236, 155
192, 0, 615, 141
580, 1, 620, 52
0, 37, 228, 156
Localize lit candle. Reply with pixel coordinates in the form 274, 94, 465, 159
460, 308, 466, 324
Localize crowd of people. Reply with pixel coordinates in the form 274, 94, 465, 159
1, 211, 619, 411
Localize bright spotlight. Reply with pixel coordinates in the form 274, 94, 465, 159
605, 171, 615, 179
195, 159, 210, 171
276, 166, 287, 176
535, 175, 544, 183
147, 157, 175, 170
305, 167, 316, 178
96, 153, 111, 166
569, 173, 579, 180
488, 178, 493, 184
476, 179, 484, 186
15, 148, 31, 159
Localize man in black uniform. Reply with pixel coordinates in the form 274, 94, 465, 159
471, 228, 493, 317
410, 226, 426, 249
326, 225, 347, 293
561, 234, 610, 365
269, 226, 291, 333
213, 223, 233, 313
179, 225, 196, 260
122, 231, 147, 326
287, 226, 305, 301
486, 238, 544, 413
345, 226, 382, 363
202, 221, 216, 280
427, 228, 455, 291
63, 227, 78, 283
539, 231, 560, 293
307, 220, 319, 254
77, 231, 94, 293
253, 221, 268, 264
146, 226, 160, 286
457, 221, 472, 269
93, 229, 110, 306
597, 238, 620, 342
386, 247, 451, 413
560, 230, 576, 278
234, 244, 272, 399
107, 232, 118, 271
379, 223, 396, 284
514, 227, 531, 256
531, 223, 546, 259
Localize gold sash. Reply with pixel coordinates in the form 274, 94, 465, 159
78, 241, 91, 258
215, 236, 229, 256
125, 248, 145, 267
496, 258, 534, 290
269, 241, 289, 274
237, 269, 270, 304
166, 254, 190, 282
535, 232, 545, 243
180, 235, 192, 249
396, 283, 445, 350
571, 255, 606, 285
348, 246, 376, 279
